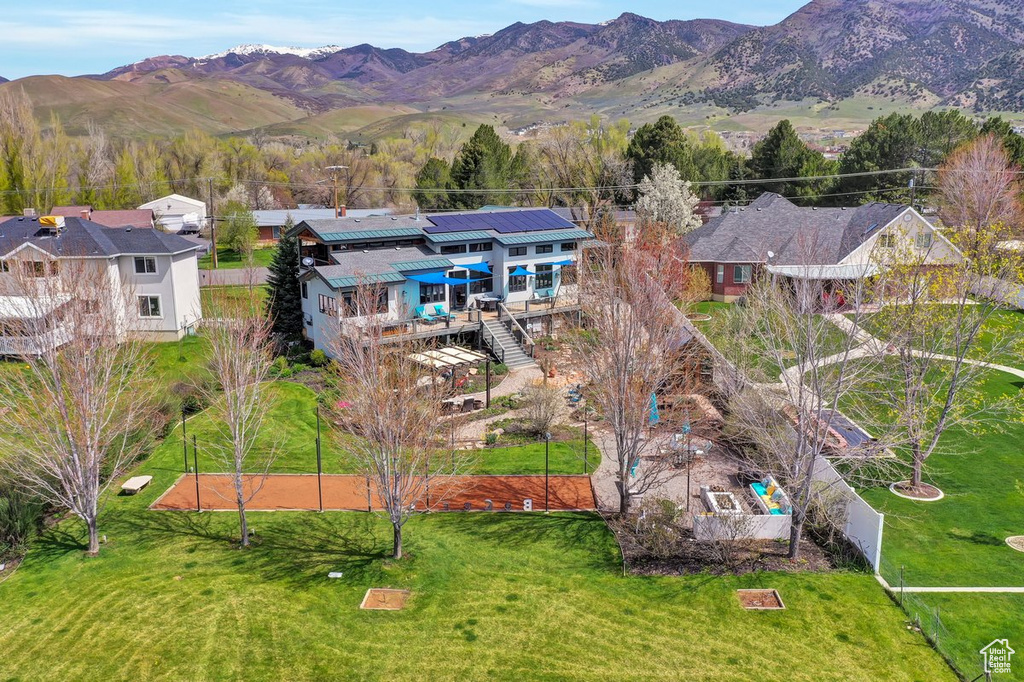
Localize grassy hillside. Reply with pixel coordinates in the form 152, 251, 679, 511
2, 76, 310, 138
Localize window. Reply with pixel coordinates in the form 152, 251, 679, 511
535, 264, 553, 289
733, 265, 751, 284
536, 244, 553, 254
0, 260, 8, 273
507, 266, 527, 293
470, 275, 493, 294
82, 299, 99, 314
508, 246, 527, 257
419, 283, 445, 304
331, 244, 342, 252
301, 282, 308, 299
341, 289, 388, 316
469, 242, 493, 252
138, 295, 161, 318
441, 244, 467, 254
272, 225, 282, 240
134, 256, 156, 274
716, 265, 724, 284
561, 242, 577, 252
318, 294, 337, 317
879, 234, 897, 248
915, 232, 933, 249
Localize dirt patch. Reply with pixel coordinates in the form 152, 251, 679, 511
737, 589, 785, 610
1006, 536, 1024, 552
151, 474, 596, 512
360, 588, 410, 610
890, 481, 944, 501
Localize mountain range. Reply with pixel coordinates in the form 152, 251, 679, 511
4, 0, 1024, 139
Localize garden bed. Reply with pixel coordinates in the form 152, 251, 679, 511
360, 589, 411, 610
889, 481, 944, 501
737, 589, 785, 610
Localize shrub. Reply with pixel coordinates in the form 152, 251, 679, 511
485, 431, 498, 446
492, 363, 509, 376
309, 349, 328, 367
0, 481, 44, 557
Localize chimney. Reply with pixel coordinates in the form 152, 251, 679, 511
339, 204, 347, 218
22, 208, 36, 217
80, 209, 90, 220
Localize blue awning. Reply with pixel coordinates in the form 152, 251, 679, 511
462, 261, 492, 275
509, 266, 533, 277
408, 272, 464, 285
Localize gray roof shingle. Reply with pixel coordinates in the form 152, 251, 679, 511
684, 193, 909, 266
0, 216, 200, 258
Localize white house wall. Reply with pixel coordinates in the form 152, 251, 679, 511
840, 209, 961, 267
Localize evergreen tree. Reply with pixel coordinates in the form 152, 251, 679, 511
625, 115, 691, 185
836, 113, 921, 203
413, 157, 453, 210
265, 218, 304, 343
981, 116, 1024, 167
748, 120, 835, 203
450, 125, 514, 208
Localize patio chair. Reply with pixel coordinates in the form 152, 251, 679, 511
414, 305, 436, 323
433, 304, 457, 320
532, 288, 555, 300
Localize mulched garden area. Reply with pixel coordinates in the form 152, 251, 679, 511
890, 481, 943, 501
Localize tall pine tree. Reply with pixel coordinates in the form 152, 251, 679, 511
265, 218, 304, 344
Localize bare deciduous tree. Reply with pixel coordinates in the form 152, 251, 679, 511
569, 241, 691, 513
869, 223, 1024, 491
200, 275, 276, 546
722, 251, 891, 559
326, 281, 466, 559
0, 257, 154, 555
939, 134, 1023, 252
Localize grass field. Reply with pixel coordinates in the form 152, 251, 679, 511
198, 247, 275, 270
0, 504, 953, 681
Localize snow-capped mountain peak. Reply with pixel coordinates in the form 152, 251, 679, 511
196, 44, 341, 62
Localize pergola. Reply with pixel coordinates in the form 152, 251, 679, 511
408, 346, 488, 370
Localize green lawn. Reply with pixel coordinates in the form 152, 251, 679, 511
856, 306, 1024, 371
198, 246, 276, 270
157, 380, 600, 478
861, 373, 1024, 588
200, 285, 270, 311
0, 506, 953, 681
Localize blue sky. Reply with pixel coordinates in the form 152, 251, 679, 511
0, 0, 808, 80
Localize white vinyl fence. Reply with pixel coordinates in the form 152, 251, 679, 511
811, 456, 885, 571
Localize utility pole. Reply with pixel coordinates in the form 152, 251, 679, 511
208, 178, 218, 269
325, 165, 348, 218
908, 171, 917, 210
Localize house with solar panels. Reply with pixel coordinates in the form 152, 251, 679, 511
290, 208, 594, 362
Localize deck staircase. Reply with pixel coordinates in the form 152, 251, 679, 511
481, 319, 536, 370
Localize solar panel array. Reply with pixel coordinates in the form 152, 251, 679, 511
425, 210, 574, 234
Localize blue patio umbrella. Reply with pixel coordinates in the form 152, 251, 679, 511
649, 392, 660, 426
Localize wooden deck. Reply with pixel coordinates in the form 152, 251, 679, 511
377, 299, 581, 344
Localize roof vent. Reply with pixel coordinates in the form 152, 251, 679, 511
362, 249, 369, 253
812, 207, 818, 210
756, 208, 762, 212
125, 226, 132, 232
841, 207, 847, 210
354, 219, 361, 223
391, 216, 398, 221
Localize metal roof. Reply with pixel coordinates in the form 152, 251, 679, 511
317, 228, 424, 241
425, 231, 493, 243
392, 257, 454, 272
495, 229, 593, 245
325, 272, 406, 288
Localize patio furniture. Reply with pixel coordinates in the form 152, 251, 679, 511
532, 288, 555, 300
121, 475, 153, 495
433, 304, 457, 320
414, 305, 436, 323
476, 295, 501, 312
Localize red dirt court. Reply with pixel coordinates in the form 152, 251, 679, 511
150, 474, 596, 512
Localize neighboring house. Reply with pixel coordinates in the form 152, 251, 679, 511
0, 215, 203, 352
292, 208, 591, 354
138, 194, 207, 234
685, 193, 961, 302
252, 207, 392, 243
50, 206, 155, 229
